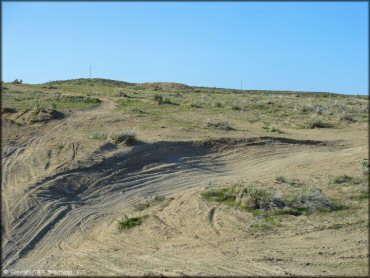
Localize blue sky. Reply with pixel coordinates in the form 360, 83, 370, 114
2, 1, 368, 94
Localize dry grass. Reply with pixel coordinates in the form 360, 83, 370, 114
118, 215, 147, 230
110, 131, 136, 145
202, 180, 343, 215
89, 132, 108, 140
206, 119, 233, 130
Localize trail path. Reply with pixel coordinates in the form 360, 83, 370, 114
1, 99, 367, 275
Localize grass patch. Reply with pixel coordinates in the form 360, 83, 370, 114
201, 188, 237, 206
56, 95, 100, 104
2, 107, 17, 113
4, 79, 368, 135
231, 103, 242, 111
89, 132, 108, 140
2, 90, 100, 111
283, 187, 343, 212
202, 181, 343, 215
334, 175, 362, 185
44, 161, 50, 170
350, 191, 368, 201
262, 124, 282, 133
362, 159, 369, 175
275, 176, 287, 183
305, 116, 333, 129
44, 149, 52, 170
153, 94, 174, 105
183, 101, 202, 108
334, 175, 353, 184
134, 195, 166, 211
275, 176, 303, 187
153, 94, 164, 105
250, 215, 281, 231
118, 215, 147, 230
213, 102, 223, 108
339, 112, 356, 123
116, 91, 130, 97
206, 119, 233, 130
110, 131, 136, 145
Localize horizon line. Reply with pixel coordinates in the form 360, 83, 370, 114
3, 77, 368, 96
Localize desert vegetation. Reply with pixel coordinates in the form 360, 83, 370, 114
89, 132, 108, 140
109, 130, 136, 145
3, 78, 367, 133
134, 195, 166, 211
118, 215, 147, 230
1, 78, 367, 276
202, 180, 343, 216
206, 119, 233, 130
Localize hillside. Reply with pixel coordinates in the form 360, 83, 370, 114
1, 78, 368, 276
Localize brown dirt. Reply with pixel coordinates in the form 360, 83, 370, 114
1, 98, 368, 276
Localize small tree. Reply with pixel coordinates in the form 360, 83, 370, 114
12, 79, 23, 84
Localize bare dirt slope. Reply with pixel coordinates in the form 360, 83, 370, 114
2, 96, 368, 276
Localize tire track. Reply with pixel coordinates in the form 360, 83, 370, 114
2, 98, 347, 271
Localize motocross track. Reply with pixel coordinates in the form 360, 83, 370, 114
1, 99, 368, 276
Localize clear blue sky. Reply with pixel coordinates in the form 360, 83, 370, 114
2, 1, 368, 94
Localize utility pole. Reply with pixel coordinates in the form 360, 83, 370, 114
240, 80, 243, 91
89, 66, 92, 79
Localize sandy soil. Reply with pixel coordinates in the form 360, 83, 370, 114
1, 98, 368, 276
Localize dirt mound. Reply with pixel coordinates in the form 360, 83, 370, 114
202, 136, 328, 151
3, 109, 64, 125
2, 94, 367, 275
45, 78, 136, 87
139, 82, 192, 91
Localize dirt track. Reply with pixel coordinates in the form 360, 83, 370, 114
2, 100, 368, 276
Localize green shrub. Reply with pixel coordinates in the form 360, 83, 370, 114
242, 185, 274, 210
2, 107, 16, 113
184, 101, 202, 108
153, 195, 166, 203
296, 103, 326, 114
153, 94, 173, 105
263, 124, 281, 133
334, 175, 352, 184
32, 101, 48, 114
117, 91, 129, 97
89, 132, 108, 140
213, 102, 223, 108
206, 120, 233, 130
333, 174, 362, 185
134, 195, 166, 211
118, 215, 146, 230
285, 187, 342, 212
231, 103, 242, 111
275, 176, 302, 187
202, 181, 342, 214
250, 216, 280, 231
153, 94, 163, 104
269, 125, 280, 133
201, 188, 236, 205
362, 159, 369, 173
350, 185, 368, 200
134, 202, 151, 211
339, 112, 356, 123
276, 176, 287, 183
57, 95, 100, 103
110, 131, 136, 145
305, 116, 332, 129
12, 79, 23, 84
163, 97, 172, 104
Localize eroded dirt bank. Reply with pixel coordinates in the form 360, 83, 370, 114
2, 99, 368, 276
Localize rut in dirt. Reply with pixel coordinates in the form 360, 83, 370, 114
2, 136, 336, 269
